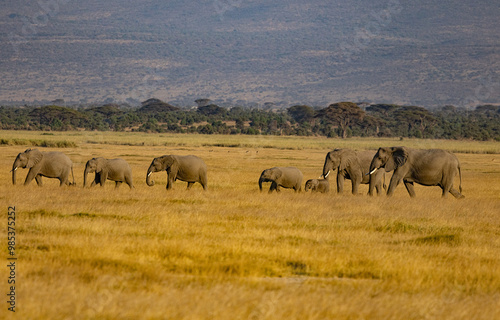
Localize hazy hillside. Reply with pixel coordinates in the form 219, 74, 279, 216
0, 0, 498, 107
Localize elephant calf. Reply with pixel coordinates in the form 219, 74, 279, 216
259, 167, 303, 193
84, 157, 134, 189
304, 178, 329, 193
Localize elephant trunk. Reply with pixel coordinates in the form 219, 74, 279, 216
11, 167, 17, 185
83, 166, 90, 187
258, 177, 264, 192
322, 160, 333, 179
11, 158, 20, 185
146, 166, 155, 186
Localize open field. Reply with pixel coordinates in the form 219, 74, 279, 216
1, 131, 499, 319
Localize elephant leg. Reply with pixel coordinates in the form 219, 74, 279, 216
387, 175, 403, 196
125, 176, 134, 189
200, 174, 208, 191
186, 182, 194, 190
60, 173, 70, 186
441, 181, 463, 199
368, 180, 376, 196
91, 173, 99, 187
166, 176, 174, 190
337, 174, 344, 194
99, 172, 108, 187
269, 181, 278, 193
403, 181, 416, 198
351, 179, 360, 195
24, 169, 38, 186
115, 181, 122, 189
441, 177, 464, 199
35, 174, 43, 186
448, 188, 465, 199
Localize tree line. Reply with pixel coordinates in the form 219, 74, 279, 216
0, 99, 499, 141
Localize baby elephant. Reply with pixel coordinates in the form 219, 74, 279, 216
305, 179, 330, 193
84, 157, 134, 189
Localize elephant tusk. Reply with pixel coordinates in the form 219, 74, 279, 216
147, 172, 152, 177
324, 170, 330, 178
11, 167, 17, 172
368, 168, 378, 175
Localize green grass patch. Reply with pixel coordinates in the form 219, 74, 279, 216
0, 138, 77, 148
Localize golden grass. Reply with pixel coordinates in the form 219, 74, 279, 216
0, 131, 499, 319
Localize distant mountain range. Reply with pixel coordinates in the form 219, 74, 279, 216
0, 0, 498, 108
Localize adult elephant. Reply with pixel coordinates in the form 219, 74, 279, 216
322, 149, 385, 195
368, 147, 464, 198
259, 167, 303, 193
11, 148, 74, 186
146, 155, 207, 190
304, 178, 329, 193
83, 157, 134, 189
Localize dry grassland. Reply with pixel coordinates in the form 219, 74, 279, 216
0, 131, 499, 320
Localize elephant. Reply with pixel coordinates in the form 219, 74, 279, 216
11, 148, 74, 186
259, 167, 303, 193
304, 178, 330, 193
368, 147, 464, 198
83, 157, 134, 189
322, 149, 385, 195
146, 155, 208, 190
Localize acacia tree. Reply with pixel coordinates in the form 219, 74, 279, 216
287, 105, 315, 124
315, 102, 365, 138
394, 106, 436, 138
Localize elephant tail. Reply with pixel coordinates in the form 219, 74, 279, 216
71, 166, 75, 186
458, 165, 462, 193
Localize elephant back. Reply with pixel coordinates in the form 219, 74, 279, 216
44, 151, 73, 166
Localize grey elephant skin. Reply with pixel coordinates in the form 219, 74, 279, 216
304, 178, 329, 193
11, 148, 74, 186
84, 157, 134, 189
146, 155, 208, 190
369, 147, 464, 198
322, 149, 385, 195
259, 167, 303, 193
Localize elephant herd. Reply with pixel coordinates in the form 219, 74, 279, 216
11, 148, 207, 191
259, 146, 464, 199
11, 146, 465, 199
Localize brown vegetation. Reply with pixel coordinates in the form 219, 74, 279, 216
1, 132, 499, 319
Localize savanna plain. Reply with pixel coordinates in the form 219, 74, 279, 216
1, 131, 499, 320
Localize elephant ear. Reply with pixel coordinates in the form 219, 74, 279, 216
338, 150, 354, 171
95, 158, 105, 173
386, 147, 408, 171
272, 168, 283, 180
164, 156, 179, 172
326, 149, 340, 170
26, 148, 43, 168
